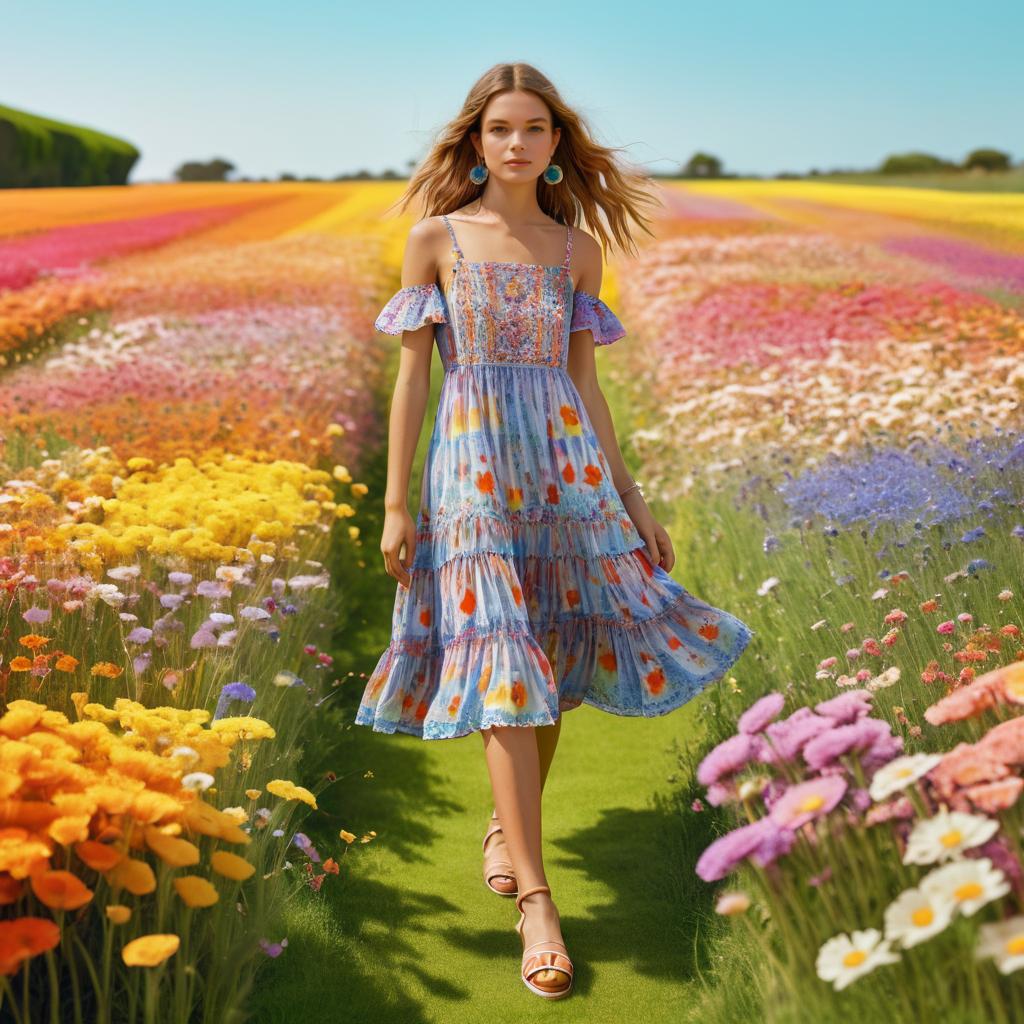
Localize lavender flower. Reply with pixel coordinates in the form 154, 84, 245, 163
763, 708, 835, 762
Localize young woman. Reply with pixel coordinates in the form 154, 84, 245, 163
355, 62, 754, 1000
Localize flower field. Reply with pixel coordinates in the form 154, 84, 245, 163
3, 175, 1024, 1021
606, 181, 1024, 1021
0, 181, 412, 1022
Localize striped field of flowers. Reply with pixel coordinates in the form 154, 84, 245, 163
597, 181, 1024, 1022
0, 181, 417, 1023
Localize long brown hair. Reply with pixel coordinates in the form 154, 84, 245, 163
387, 62, 661, 259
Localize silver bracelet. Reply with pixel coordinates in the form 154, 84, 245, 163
618, 480, 643, 499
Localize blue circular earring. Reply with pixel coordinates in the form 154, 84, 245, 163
469, 163, 489, 184
543, 163, 563, 185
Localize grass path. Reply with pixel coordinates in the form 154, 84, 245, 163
254, 321, 724, 1023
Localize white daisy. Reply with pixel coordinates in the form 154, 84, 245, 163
919, 857, 1011, 917
816, 928, 901, 991
902, 808, 999, 865
883, 885, 954, 948
976, 915, 1024, 975
869, 753, 942, 801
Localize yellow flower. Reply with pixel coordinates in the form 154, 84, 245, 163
106, 904, 132, 924
210, 851, 256, 881
122, 934, 180, 967
144, 826, 200, 867
173, 875, 220, 908
339, 830, 356, 844
266, 779, 318, 809
106, 856, 157, 896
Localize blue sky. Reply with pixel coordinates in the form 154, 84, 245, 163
5, 0, 1021, 182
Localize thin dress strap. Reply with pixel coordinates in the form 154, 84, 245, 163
564, 224, 573, 269
441, 214, 464, 261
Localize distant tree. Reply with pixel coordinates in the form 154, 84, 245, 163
173, 158, 235, 182
878, 151, 956, 174
682, 152, 722, 178
963, 147, 1011, 172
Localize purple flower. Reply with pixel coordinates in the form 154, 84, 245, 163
749, 824, 796, 868
738, 692, 785, 735
803, 718, 893, 771
213, 681, 257, 721
814, 689, 873, 724
259, 937, 289, 958
126, 626, 153, 644
22, 606, 51, 624
292, 832, 321, 863
696, 733, 757, 787
696, 816, 782, 882
168, 571, 193, 586
769, 776, 847, 830
763, 709, 835, 761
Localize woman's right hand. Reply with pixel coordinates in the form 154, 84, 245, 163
381, 506, 417, 589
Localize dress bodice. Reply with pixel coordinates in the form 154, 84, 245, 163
373, 214, 626, 371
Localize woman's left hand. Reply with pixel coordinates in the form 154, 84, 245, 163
621, 489, 675, 572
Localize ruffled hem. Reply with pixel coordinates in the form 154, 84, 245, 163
354, 580, 755, 740
569, 291, 626, 346
355, 533, 756, 740
374, 284, 448, 335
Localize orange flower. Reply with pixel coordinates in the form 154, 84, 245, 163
90, 662, 123, 678
475, 471, 495, 494
18, 635, 51, 651
54, 654, 79, 673
7, 657, 32, 672
459, 588, 476, 615
418, 608, 431, 627
598, 650, 617, 672
105, 856, 156, 896
583, 464, 602, 486
546, 483, 560, 505
447, 695, 461, 717
30, 869, 94, 911
106, 905, 131, 925
173, 875, 219, 908
698, 623, 720, 642
74, 840, 123, 872
0, 917, 61, 976
562, 461, 575, 484
510, 681, 527, 707
0, 875, 22, 905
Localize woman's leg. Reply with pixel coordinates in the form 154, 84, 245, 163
482, 724, 568, 986
489, 714, 562, 817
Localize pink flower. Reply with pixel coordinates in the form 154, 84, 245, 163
696, 733, 757, 787
803, 718, 893, 771
937, 620, 955, 635
814, 689, 873, 724
737, 692, 786, 735
769, 776, 847, 830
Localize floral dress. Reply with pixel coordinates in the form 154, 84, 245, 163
355, 214, 754, 740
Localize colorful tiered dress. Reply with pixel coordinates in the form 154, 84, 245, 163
355, 215, 754, 740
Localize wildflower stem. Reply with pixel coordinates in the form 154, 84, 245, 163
0, 976, 25, 1024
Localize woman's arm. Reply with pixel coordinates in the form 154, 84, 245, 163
566, 233, 675, 573
380, 218, 446, 587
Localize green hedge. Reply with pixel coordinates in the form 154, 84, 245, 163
0, 103, 140, 187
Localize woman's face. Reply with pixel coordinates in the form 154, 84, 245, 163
471, 90, 561, 183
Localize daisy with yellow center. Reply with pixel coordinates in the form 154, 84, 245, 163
816, 928, 901, 991
883, 885, 954, 947
868, 752, 942, 801
919, 857, 1010, 918
976, 915, 1024, 975
902, 807, 999, 865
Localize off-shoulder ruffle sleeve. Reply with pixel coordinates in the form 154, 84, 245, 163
569, 291, 626, 346
374, 284, 448, 335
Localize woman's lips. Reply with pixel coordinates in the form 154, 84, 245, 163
506, 160, 530, 165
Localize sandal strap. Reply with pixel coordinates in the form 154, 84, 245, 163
515, 883, 550, 913
523, 951, 573, 981
482, 822, 504, 851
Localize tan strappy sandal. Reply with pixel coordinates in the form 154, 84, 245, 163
514, 883, 574, 999
482, 813, 518, 896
